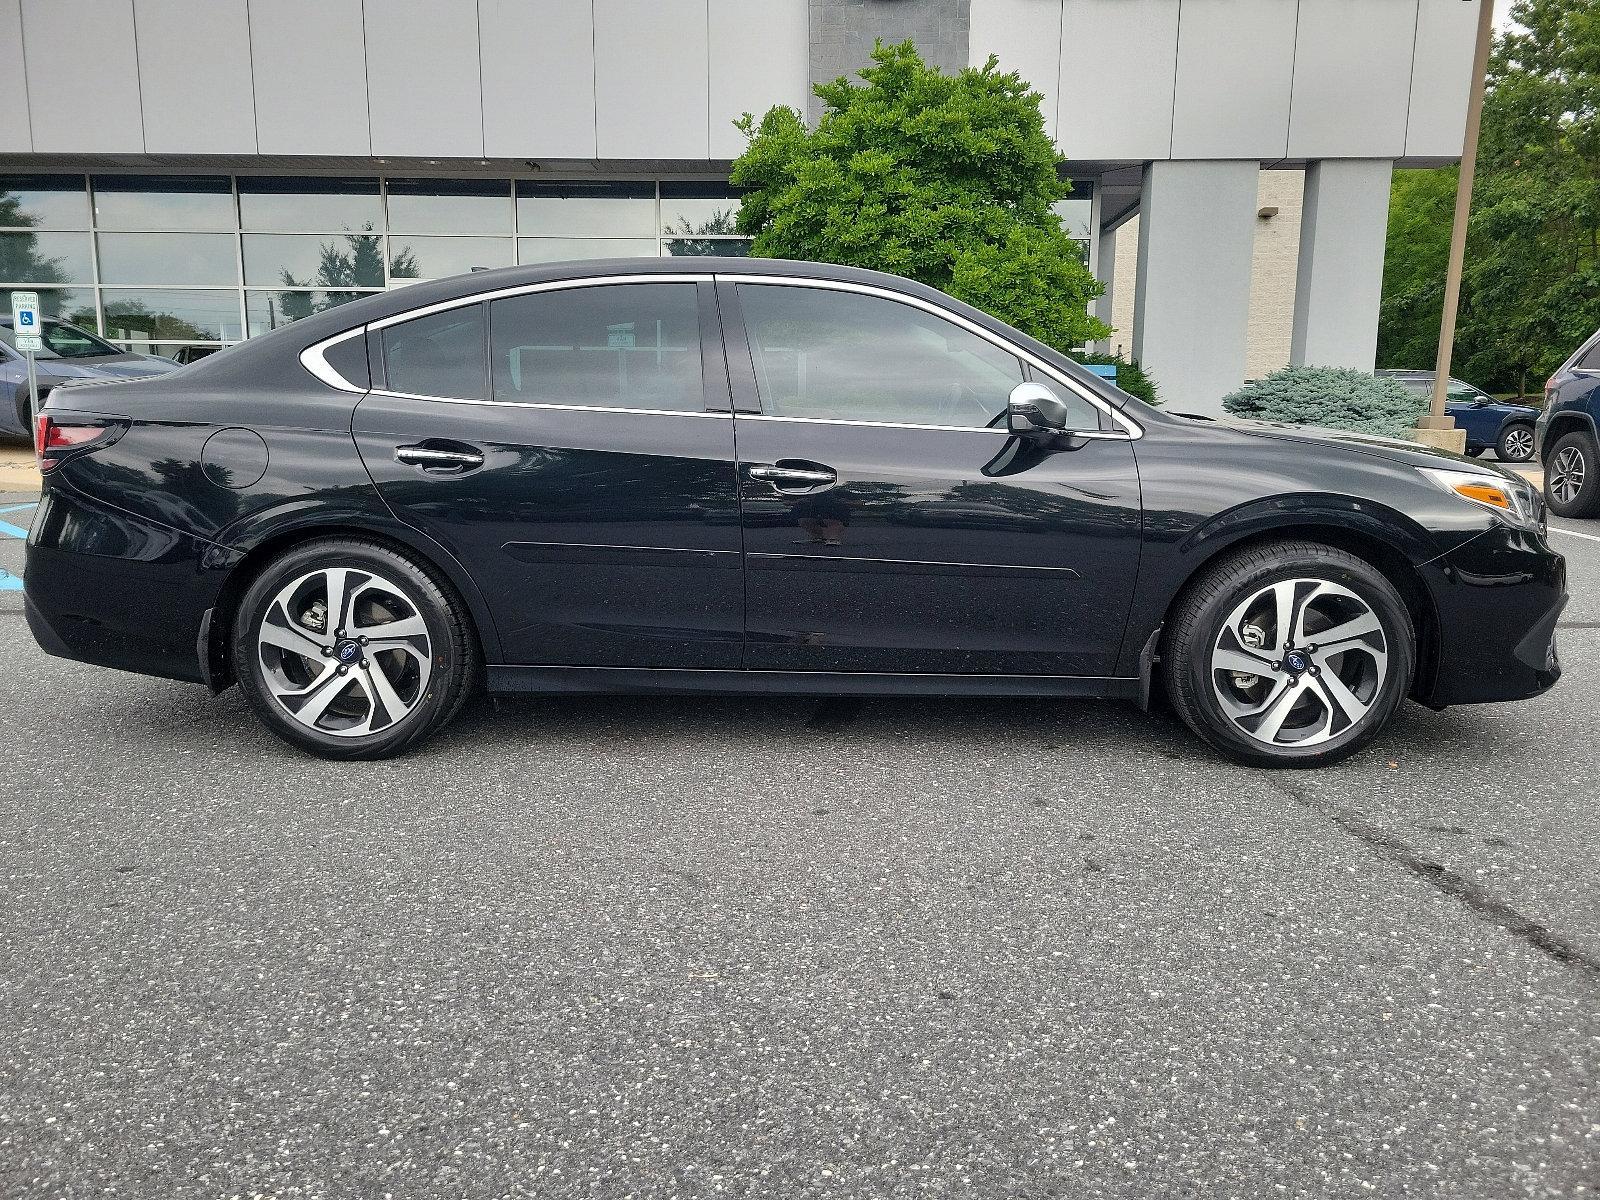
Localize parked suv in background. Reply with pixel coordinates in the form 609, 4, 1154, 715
1378, 370, 1538, 463
0, 317, 178, 439
1536, 328, 1600, 518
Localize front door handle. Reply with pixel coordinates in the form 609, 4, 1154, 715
748, 463, 837, 489
395, 443, 484, 470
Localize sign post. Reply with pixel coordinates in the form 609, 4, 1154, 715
10, 291, 42, 430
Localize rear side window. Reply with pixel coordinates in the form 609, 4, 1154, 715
382, 304, 487, 400
489, 283, 704, 411
1577, 339, 1600, 370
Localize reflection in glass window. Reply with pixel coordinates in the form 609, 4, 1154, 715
387, 235, 513, 281
387, 178, 512, 234
1053, 182, 1093, 241
659, 181, 744, 238
92, 175, 234, 231
663, 238, 751, 258
246, 290, 369, 336
243, 232, 385, 287
238, 177, 382, 231
0, 315, 119, 359
490, 284, 703, 411
97, 233, 237, 286
101, 289, 243, 343
516, 181, 655, 238
0, 176, 92, 230
384, 305, 488, 400
737, 284, 1047, 429
516, 237, 658, 264
0, 232, 93, 284
1, 287, 94, 326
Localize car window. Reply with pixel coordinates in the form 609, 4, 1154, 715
1390, 376, 1431, 399
0, 319, 120, 360
1577, 340, 1600, 371
736, 284, 1090, 430
489, 283, 704, 412
381, 304, 488, 400
1446, 380, 1482, 402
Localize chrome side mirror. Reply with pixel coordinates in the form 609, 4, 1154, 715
1007, 382, 1072, 436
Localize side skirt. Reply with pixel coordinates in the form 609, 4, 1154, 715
486, 665, 1142, 701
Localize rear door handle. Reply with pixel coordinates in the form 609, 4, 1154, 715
747, 463, 837, 488
395, 443, 484, 470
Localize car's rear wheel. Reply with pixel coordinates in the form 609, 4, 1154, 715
1163, 541, 1414, 768
1545, 431, 1600, 518
233, 538, 477, 759
1496, 422, 1535, 463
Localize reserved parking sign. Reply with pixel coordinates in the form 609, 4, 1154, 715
10, 291, 41, 352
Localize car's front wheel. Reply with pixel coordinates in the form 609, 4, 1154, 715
1163, 541, 1414, 768
1545, 431, 1600, 518
1496, 422, 1535, 463
233, 538, 477, 759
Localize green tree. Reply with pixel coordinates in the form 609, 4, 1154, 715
0, 192, 70, 290
730, 41, 1109, 354
1378, 0, 1600, 395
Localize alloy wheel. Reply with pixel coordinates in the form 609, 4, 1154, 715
1550, 445, 1586, 505
1210, 578, 1388, 749
256, 567, 433, 737
1502, 427, 1534, 461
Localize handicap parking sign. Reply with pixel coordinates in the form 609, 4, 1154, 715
18, 310, 35, 328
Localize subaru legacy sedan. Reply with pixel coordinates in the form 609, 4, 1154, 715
24, 259, 1564, 766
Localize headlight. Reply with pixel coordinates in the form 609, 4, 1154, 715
1418, 466, 1543, 531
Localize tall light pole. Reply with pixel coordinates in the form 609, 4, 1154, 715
1415, 0, 1497, 451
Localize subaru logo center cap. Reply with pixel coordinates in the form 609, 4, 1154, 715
1286, 651, 1308, 673
335, 640, 362, 664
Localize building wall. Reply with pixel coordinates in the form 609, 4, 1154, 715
3, 0, 1473, 165
971, 0, 1479, 164
1108, 169, 1308, 381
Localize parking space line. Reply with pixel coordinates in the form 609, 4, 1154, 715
1548, 525, 1600, 545
0, 519, 28, 540
0, 503, 37, 515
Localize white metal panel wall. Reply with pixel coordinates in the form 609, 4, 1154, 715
365, 0, 484, 157
594, 0, 710, 160
248, 0, 371, 156
23, 0, 144, 153
968, 0, 1064, 143
134, 0, 257, 154
0, 0, 31, 152
480, 0, 597, 159
1170, 0, 1297, 160
1406, 0, 1478, 158
1288, 0, 1416, 159
1058, 0, 1179, 161
708, 0, 808, 159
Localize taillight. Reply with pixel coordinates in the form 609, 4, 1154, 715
35, 414, 124, 472
1544, 376, 1558, 403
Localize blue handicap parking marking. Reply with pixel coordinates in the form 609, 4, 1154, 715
0, 569, 21, 591
0, 502, 37, 540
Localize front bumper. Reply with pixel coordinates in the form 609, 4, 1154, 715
1416, 524, 1565, 707
24, 484, 222, 684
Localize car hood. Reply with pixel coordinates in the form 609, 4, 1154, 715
37, 354, 177, 382
1180, 413, 1522, 479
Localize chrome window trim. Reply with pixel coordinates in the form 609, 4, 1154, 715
298, 325, 367, 393
300, 270, 1144, 440
365, 389, 731, 419
717, 273, 1143, 440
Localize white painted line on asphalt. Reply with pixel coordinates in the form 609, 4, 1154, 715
1548, 525, 1600, 545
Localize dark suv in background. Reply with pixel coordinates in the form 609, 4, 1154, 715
1536, 328, 1600, 518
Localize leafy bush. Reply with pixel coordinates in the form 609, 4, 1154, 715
730, 41, 1109, 355
1069, 351, 1160, 406
1221, 366, 1424, 437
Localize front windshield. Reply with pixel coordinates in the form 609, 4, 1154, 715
0, 318, 123, 360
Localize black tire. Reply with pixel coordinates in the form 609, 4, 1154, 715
1163, 541, 1415, 768
233, 538, 478, 760
1544, 431, 1600, 518
16, 387, 45, 435
1495, 422, 1535, 463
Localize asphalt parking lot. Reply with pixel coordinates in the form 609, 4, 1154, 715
1, 489, 1597, 1199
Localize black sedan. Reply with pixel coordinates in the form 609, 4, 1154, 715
24, 259, 1565, 766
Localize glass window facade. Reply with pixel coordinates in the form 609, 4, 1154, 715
0, 175, 1092, 355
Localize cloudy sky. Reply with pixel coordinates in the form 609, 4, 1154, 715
1495, 0, 1519, 30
